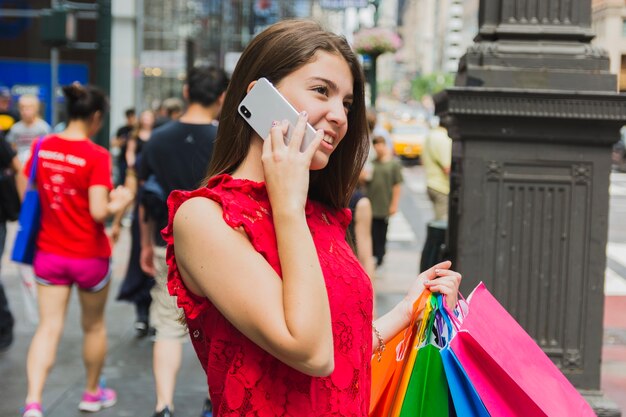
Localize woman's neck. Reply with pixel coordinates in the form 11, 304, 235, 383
138, 128, 151, 141
232, 136, 265, 182
58, 120, 90, 140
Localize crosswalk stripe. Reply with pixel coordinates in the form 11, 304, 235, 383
606, 267, 626, 296
607, 243, 626, 269
609, 185, 626, 196
387, 212, 416, 242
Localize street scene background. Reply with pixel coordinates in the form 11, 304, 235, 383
2, 0, 626, 416
1, 165, 626, 416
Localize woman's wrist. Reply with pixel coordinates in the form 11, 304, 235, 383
395, 298, 414, 330
372, 324, 386, 362
272, 205, 307, 223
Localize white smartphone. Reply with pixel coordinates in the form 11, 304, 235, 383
238, 77, 318, 151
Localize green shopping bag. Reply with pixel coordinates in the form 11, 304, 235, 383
398, 295, 451, 417
399, 344, 450, 417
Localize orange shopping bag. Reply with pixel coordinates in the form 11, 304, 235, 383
370, 289, 430, 417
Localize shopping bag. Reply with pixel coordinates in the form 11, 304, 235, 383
398, 295, 451, 417
11, 138, 43, 265
449, 282, 595, 417
18, 264, 39, 324
370, 289, 430, 417
439, 302, 489, 417
385, 295, 436, 417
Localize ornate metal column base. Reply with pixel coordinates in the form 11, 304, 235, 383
435, 86, 626, 416
583, 391, 621, 417
436, 1, 626, 414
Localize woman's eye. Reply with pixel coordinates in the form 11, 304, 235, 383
313, 86, 328, 95
343, 102, 353, 112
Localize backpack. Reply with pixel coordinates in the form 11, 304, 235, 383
141, 174, 167, 227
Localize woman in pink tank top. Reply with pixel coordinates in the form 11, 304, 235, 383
165, 20, 462, 416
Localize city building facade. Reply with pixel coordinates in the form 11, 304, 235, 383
591, 0, 626, 91
398, 0, 468, 76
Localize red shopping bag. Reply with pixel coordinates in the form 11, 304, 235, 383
449, 282, 595, 417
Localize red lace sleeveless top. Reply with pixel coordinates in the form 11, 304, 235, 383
163, 174, 373, 416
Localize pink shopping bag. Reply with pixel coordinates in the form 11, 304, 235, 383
450, 282, 595, 417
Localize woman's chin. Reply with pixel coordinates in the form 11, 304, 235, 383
309, 153, 330, 171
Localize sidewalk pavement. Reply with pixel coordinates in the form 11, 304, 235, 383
0, 179, 625, 416
0, 226, 207, 417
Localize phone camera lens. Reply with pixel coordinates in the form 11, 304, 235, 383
240, 105, 251, 118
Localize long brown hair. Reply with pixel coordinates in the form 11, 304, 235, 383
205, 19, 368, 209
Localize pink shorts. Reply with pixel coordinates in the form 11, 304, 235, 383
33, 251, 112, 292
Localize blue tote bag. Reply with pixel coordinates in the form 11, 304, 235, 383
439, 299, 490, 417
11, 137, 44, 265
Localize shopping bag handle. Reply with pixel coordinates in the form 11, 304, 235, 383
396, 289, 431, 360
441, 293, 465, 331
435, 294, 454, 343
27, 136, 45, 187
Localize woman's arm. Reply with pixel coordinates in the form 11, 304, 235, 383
174, 197, 334, 377
11, 156, 27, 199
88, 185, 134, 223
109, 167, 138, 243
389, 183, 401, 216
125, 137, 137, 169
354, 197, 375, 279
175, 115, 332, 377
372, 261, 461, 352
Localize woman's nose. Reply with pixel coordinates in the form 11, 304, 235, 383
326, 99, 347, 126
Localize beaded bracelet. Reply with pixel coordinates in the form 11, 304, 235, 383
372, 324, 386, 362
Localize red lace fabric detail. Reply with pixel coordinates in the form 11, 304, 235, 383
162, 174, 373, 416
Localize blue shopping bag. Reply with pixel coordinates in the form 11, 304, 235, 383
11, 137, 44, 265
439, 296, 490, 417
440, 346, 490, 417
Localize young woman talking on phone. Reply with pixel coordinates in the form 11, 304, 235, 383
164, 20, 462, 416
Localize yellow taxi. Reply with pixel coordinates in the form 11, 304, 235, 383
390, 122, 429, 161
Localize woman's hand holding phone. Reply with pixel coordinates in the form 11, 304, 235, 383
261, 111, 324, 216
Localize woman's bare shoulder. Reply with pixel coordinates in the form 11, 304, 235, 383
174, 196, 223, 231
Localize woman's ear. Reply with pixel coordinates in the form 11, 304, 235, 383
91, 111, 102, 124
217, 91, 226, 107
246, 80, 257, 94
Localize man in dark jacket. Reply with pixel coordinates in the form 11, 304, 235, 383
139, 66, 228, 417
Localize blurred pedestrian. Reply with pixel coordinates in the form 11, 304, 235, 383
367, 108, 393, 151
152, 97, 181, 130
113, 109, 156, 337
162, 97, 184, 121
21, 83, 133, 417
125, 109, 154, 170
367, 135, 403, 267
0, 87, 19, 140
164, 20, 461, 416
6, 95, 51, 325
349, 187, 375, 278
139, 66, 228, 417
111, 108, 136, 186
0, 134, 26, 352
348, 188, 376, 314
6, 94, 50, 163
421, 125, 451, 220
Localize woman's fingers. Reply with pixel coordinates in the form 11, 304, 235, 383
423, 266, 462, 310
268, 120, 289, 154
303, 129, 325, 159
288, 112, 308, 151
420, 260, 452, 281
